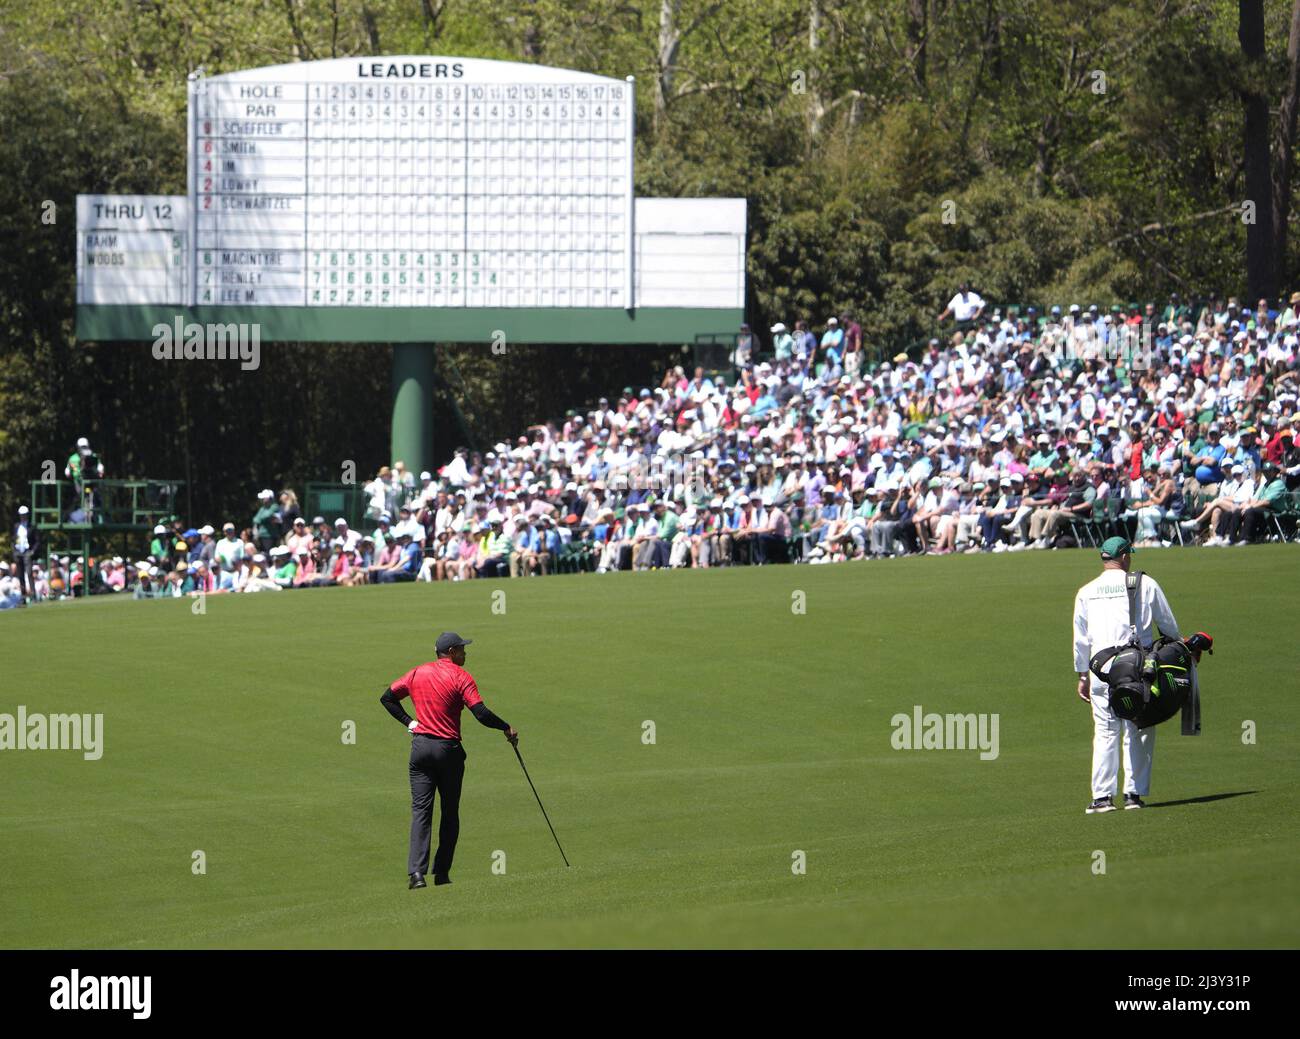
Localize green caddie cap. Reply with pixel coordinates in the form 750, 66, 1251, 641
1100, 536, 1133, 559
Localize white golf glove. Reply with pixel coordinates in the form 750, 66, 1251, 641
408, 719, 419, 733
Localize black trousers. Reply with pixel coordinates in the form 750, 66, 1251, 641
408, 735, 466, 877
1227, 506, 1272, 543
13, 551, 32, 600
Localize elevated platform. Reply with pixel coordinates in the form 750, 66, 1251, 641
30, 479, 185, 532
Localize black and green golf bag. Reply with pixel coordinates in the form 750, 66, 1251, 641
1087, 571, 1203, 734
1089, 636, 1195, 729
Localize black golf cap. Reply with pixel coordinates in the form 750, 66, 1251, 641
436, 631, 472, 654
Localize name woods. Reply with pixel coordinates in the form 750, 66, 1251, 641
152, 317, 261, 370
0, 707, 104, 760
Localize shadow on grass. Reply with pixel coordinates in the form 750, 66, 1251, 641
1145, 791, 1258, 809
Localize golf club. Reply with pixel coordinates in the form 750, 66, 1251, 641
512, 741, 570, 867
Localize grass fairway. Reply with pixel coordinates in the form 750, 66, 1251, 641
1, 545, 1297, 949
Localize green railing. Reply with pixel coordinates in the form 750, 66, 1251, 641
29, 479, 185, 530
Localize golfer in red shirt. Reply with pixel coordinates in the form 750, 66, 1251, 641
380, 631, 518, 889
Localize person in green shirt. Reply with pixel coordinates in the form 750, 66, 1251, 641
252, 489, 281, 553
476, 518, 511, 577
268, 546, 297, 587
1228, 463, 1288, 543
65, 437, 105, 520
1029, 435, 1057, 473
149, 524, 172, 567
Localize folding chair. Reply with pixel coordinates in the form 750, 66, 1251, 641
1070, 499, 1103, 548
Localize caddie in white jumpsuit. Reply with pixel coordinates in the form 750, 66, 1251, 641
1072, 535, 1181, 813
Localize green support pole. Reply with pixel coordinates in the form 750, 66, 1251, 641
390, 343, 435, 476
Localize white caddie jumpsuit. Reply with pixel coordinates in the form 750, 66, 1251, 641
1072, 568, 1181, 799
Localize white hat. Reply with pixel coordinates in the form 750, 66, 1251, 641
770, 322, 787, 333
334, 517, 348, 527
76, 436, 90, 448
199, 525, 214, 536
17, 505, 28, 515
420, 471, 432, 481
258, 489, 274, 500
827, 317, 839, 325
153, 524, 167, 534
270, 546, 290, 557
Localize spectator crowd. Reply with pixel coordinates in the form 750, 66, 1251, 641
6, 290, 1300, 607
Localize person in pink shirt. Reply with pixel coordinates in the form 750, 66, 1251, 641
293, 549, 318, 588
368, 539, 400, 581
286, 517, 315, 558
455, 527, 481, 580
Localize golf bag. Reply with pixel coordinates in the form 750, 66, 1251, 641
1087, 571, 1203, 734
1089, 635, 1194, 729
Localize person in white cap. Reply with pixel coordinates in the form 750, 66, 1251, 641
252, 489, 281, 553
334, 517, 362, 553
65, 436, 105, 520
12, 504, 37, 604
771, 322, 794, 362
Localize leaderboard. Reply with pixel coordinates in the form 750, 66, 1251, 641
76, 195, 188, 305
190, 57, 635, 309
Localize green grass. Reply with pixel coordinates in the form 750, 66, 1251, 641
1, 546, 1297, 948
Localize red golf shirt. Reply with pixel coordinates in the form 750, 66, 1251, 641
390, 658, 483, 739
